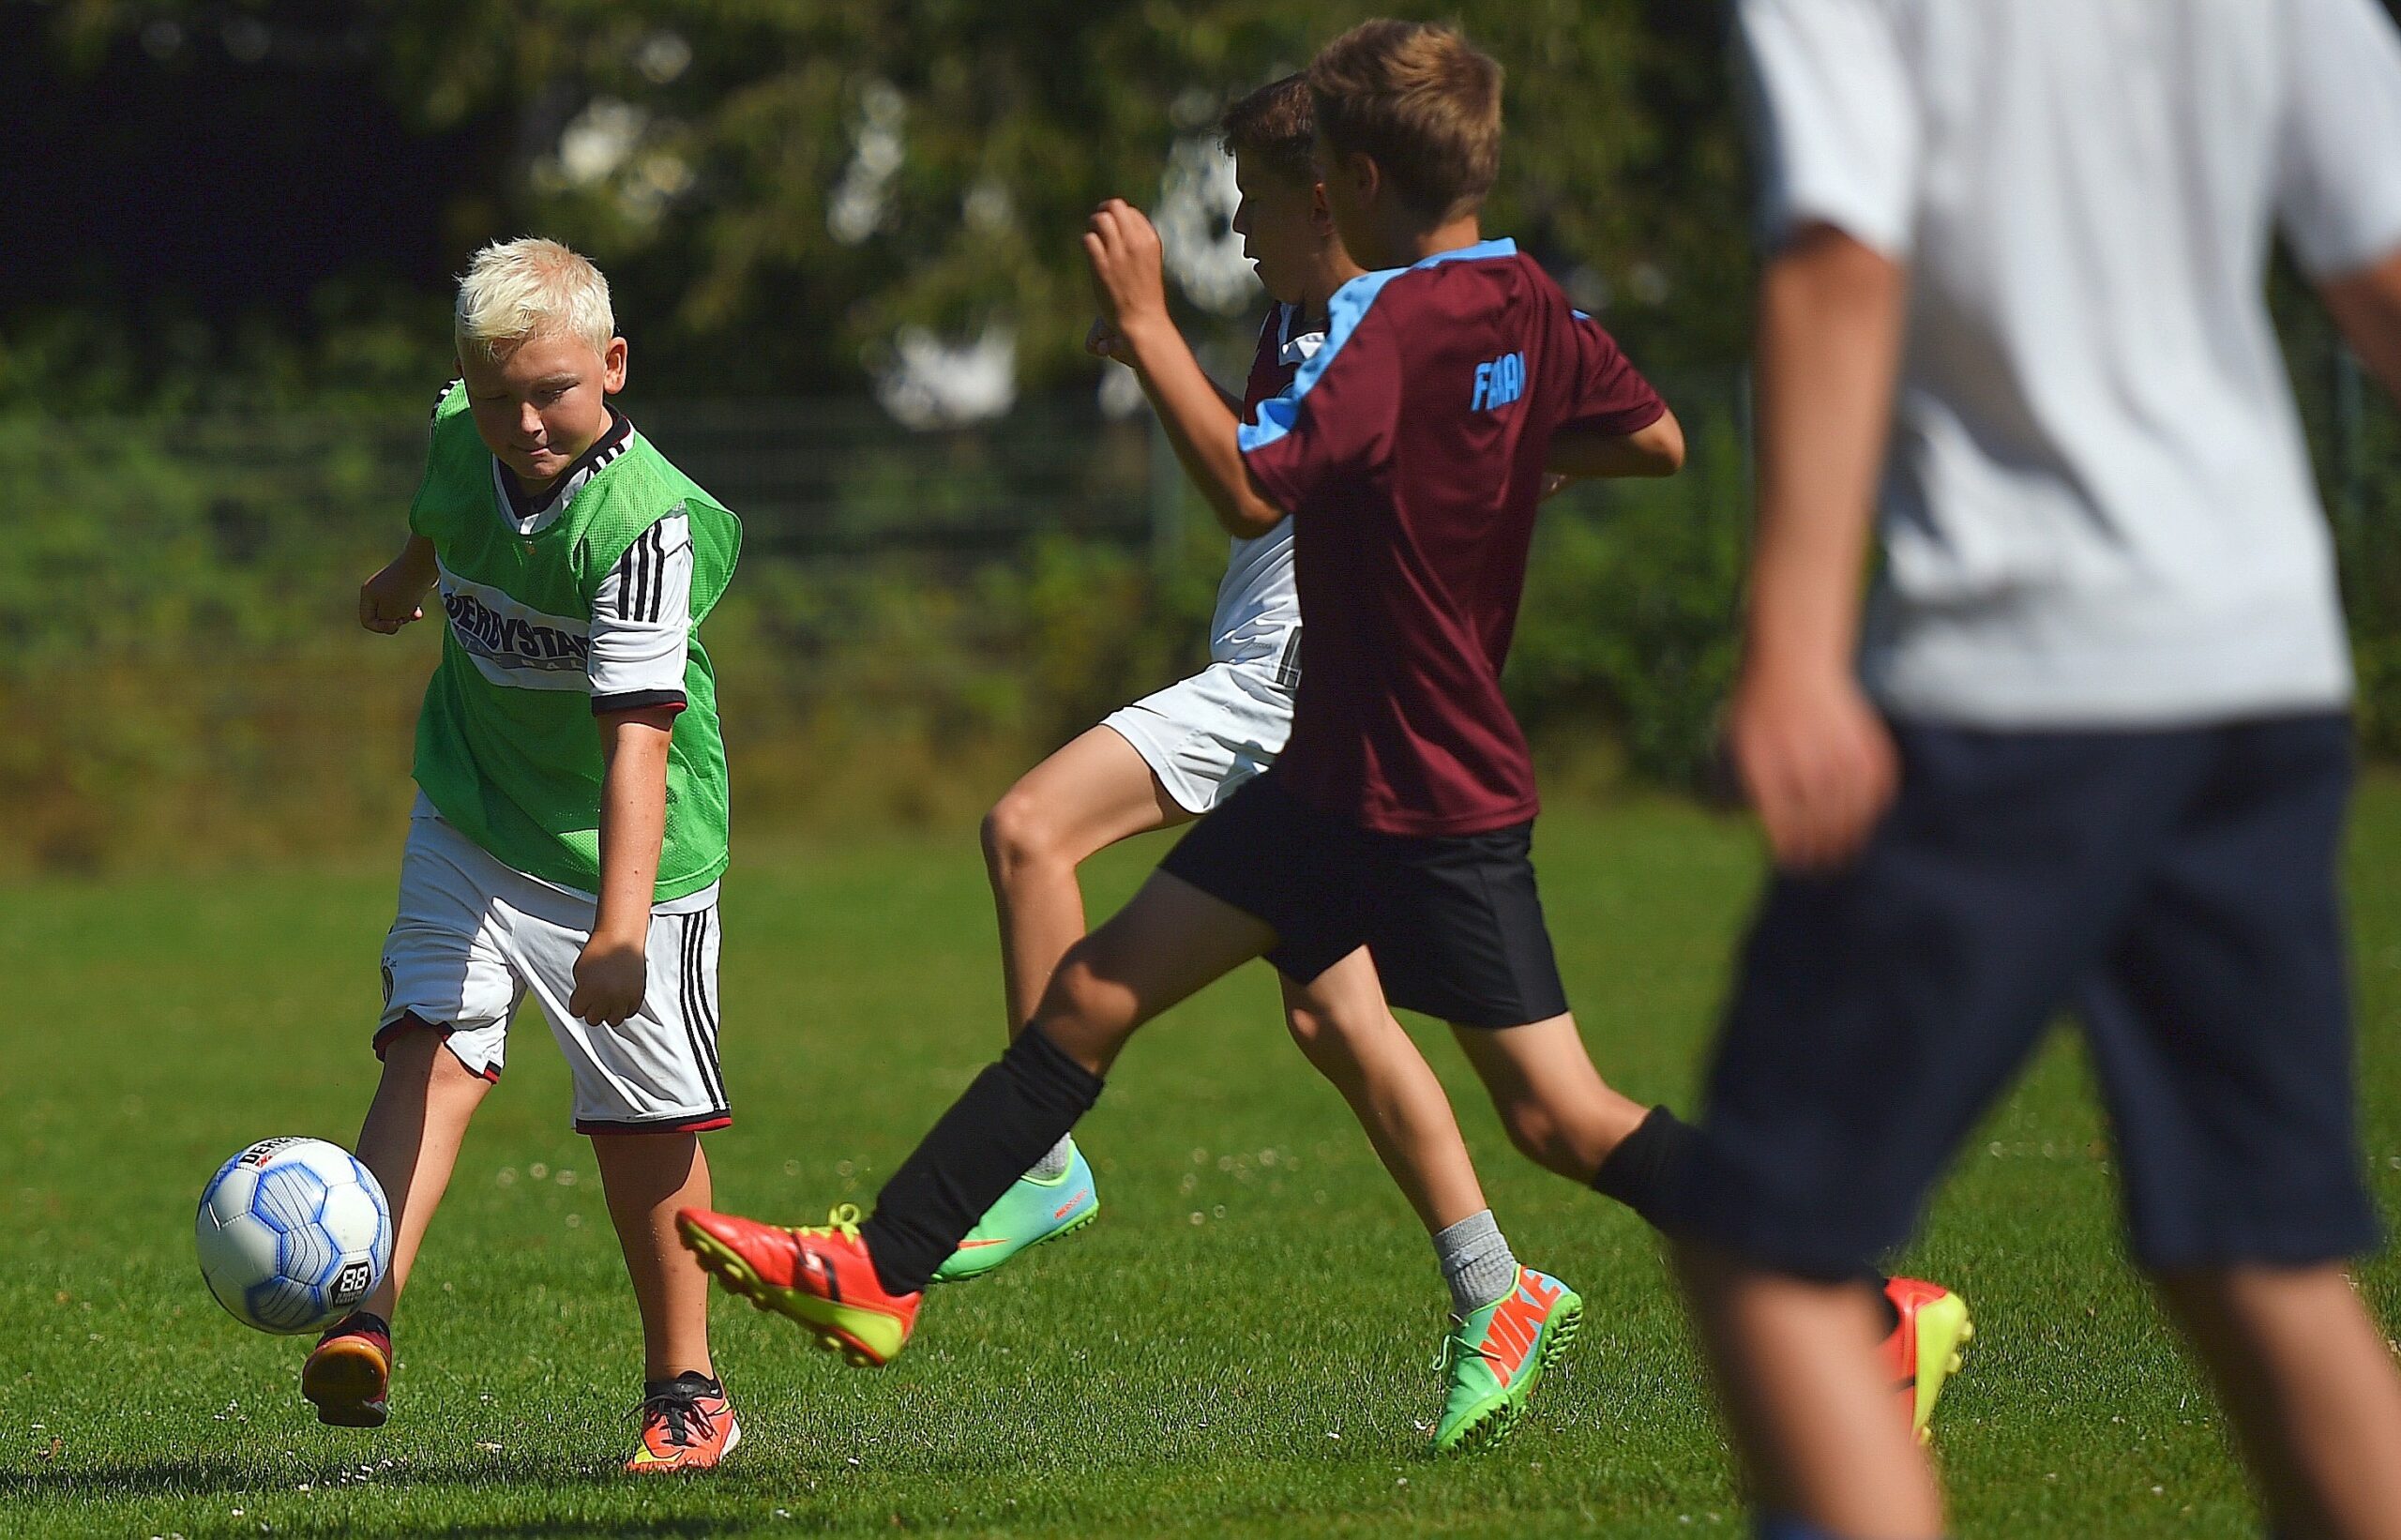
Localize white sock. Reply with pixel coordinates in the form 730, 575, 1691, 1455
1432, 1209, 1518, 1315
1025, 1133, 1075, 1183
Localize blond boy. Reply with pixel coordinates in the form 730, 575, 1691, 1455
308, 237, 744, 1472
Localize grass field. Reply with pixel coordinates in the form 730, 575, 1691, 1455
5, 786, 2399, 1538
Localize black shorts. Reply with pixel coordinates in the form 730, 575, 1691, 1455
1157, 774, 1571, 1028
1678, 714, 2378, 1279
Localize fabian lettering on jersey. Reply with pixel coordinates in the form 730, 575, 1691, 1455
1471, 351, 1526, 413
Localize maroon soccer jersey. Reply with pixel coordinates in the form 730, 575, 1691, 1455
1237, 239, 1666, 837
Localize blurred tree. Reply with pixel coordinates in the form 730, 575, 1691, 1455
23, 0, 1745, 404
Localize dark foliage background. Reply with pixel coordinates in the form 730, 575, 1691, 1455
1, 0, 2393, 872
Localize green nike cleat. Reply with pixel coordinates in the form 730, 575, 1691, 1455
929, 1138, 1100, 1284
1433, 1266, 1582, 1455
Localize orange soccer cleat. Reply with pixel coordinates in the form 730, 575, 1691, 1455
676, 1203, 921, 1366
302, 1312, 393, 1428
624, 1372, 741, 1472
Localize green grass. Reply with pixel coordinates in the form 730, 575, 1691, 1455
5, 785, 2400, 1537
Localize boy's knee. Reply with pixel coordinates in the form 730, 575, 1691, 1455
1497, 1098, 1582, 1174
981, 789, 1058, 874
1283, 1002, 1333, 1054
1033, 950, 1140, 1068
1045, 951, 1112, 1022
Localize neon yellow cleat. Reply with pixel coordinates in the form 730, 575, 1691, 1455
1884, 1276, 1974, 1442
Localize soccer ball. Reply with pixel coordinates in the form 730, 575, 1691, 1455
196, 1138, 393, 1336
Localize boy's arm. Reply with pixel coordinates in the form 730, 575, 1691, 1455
570, 707, 675, 1029
1089, 315, 1246, 415
568, 515, 700, 1028
1084, 200, 1289, 539
2321, 249, 2401, 402
360, 534, 438, 634
1548, 412, 1687, 480
1545, 310, 1686, 487
1725, 222, 1908, 873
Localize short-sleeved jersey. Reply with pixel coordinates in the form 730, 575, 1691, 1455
1208, 304, 1322, 675
407, 385, 742, 900
1237, 239, 1666, 837
1739, 0, 2401, 728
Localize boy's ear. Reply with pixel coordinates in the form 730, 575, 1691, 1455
602, 336, 629, 394
1309, 181, 1337, 235
1343, 150, 1382, 209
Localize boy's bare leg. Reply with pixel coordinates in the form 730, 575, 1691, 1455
1031, 869, 1278, 1073
1280, 954, 1487, 1232
353, 1021, 493, 1321
1677, 1241, 1945, 1537
1449, 1014, 1649, 1183
984, 725, 1189, 1035
809, 871, 1276, 1297
592, 1131, 717, 1381
2153, 1264, 2401, 1539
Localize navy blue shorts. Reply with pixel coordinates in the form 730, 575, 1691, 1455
1157, 773, 1572, 1028
1679, 714, 2378, 1278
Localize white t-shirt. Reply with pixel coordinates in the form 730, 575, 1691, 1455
1208, 306, 1322, 679
1739, 0, 2401, 727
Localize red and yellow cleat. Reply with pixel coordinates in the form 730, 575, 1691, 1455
1883, 1276, 1973, 1443
302, 1312, 392, 1428
675, 1203, 920, 1367
624, 1373, 741, 1473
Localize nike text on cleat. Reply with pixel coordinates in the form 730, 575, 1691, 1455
1433, 1267, 1583, 1456
303, 1313, 393, 1429
675, 1203, 921, 1366
1883, 1276, 1974, 1443
929, 1138, 1101, 1284
624, 1373, 742, 1472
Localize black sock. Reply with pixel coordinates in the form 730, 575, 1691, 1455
1866, 1272, 1901, 1336
859, 1025, 1104, 1295
1591, 1104, 1699, 1233
1592, 1108, 1903, 1332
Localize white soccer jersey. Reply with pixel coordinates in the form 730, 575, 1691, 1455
1207, 306, 1321, 679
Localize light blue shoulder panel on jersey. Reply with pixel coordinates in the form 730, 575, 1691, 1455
1236, 238, 1520, 454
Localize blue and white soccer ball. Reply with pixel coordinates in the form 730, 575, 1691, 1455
196, 1138, 393, 1336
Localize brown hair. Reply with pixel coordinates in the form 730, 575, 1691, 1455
1218, 72, 1316, 186
1306, 19, 1503, 221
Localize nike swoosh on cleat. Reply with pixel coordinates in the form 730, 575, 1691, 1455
954, 1239, 1011, 1249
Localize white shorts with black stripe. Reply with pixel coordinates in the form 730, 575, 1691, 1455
375, 795, 729, 1134
1101, 655, 1296, 816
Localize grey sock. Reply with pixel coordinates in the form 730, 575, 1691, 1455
1432, 1209, 1518, 1316
1024, 1133, 1075, 1183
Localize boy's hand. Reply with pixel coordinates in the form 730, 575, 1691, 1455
1083, 200, 1170, 344
1726, 662, 1898, 873
359, 555, 434, 634
1086, 315, 1125, 362
569, 932, 648, 1028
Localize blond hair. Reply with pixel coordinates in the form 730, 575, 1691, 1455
1306, 20, 1503, 221
454, 236, 616, 361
